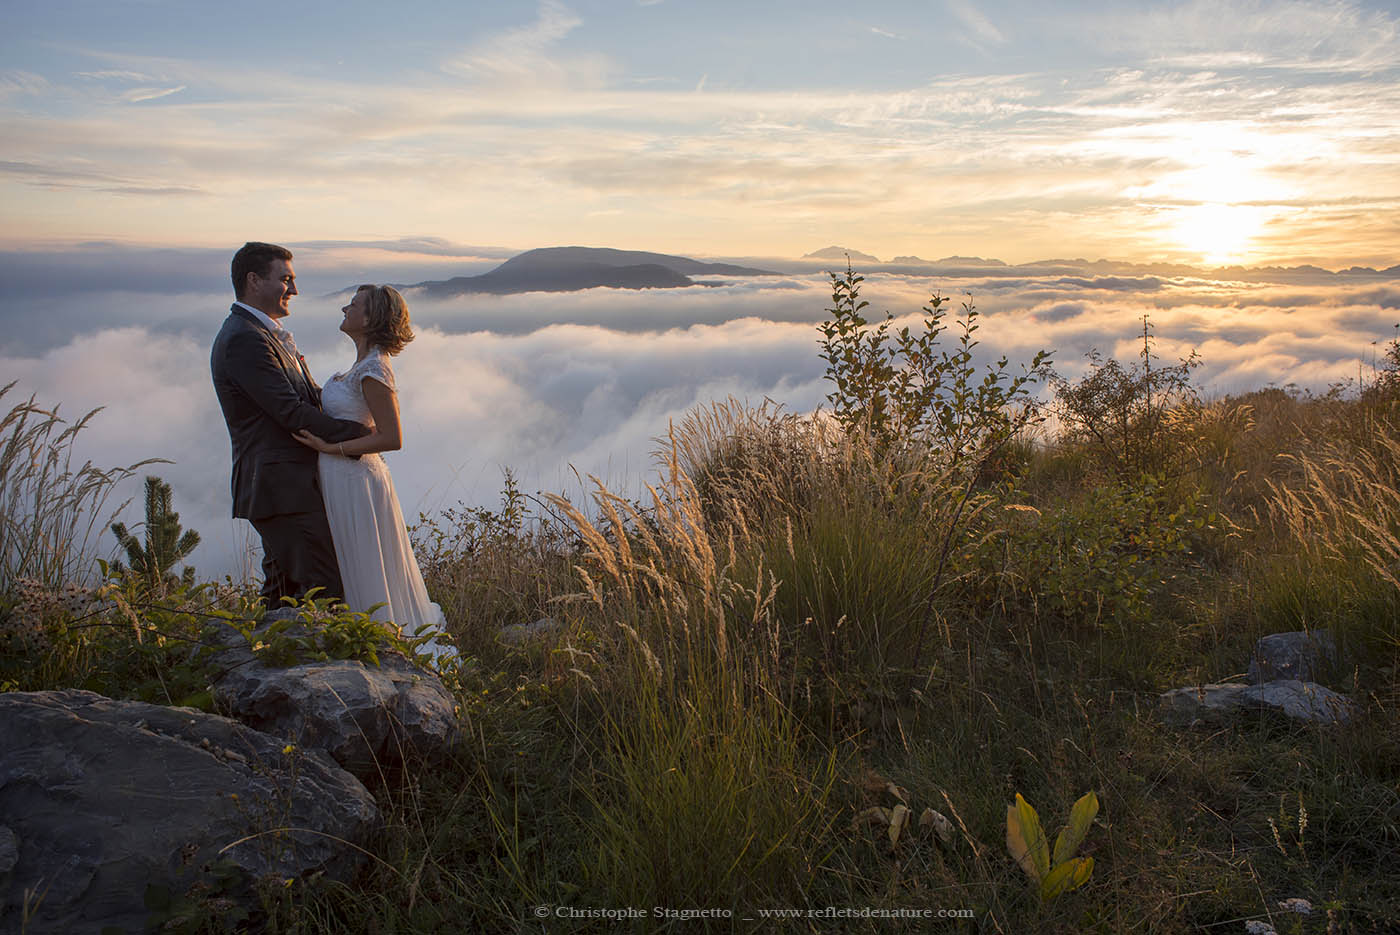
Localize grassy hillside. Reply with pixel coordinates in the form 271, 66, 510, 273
2, 276, 1397, 933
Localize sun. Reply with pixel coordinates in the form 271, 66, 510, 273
1115, 123, 1290, 266
1171, 202, 1268, 267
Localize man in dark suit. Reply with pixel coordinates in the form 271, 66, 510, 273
211, 242, 368, 604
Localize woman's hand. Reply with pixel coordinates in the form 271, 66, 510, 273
294, 429, 333, 453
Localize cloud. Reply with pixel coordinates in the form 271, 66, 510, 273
119, 85, 185, 103
444, 0, 612, 89
6, 251, 1396, 583
0, 70, 48, 97
1034, 302, 1088, 323
946, 0, 1006, 49
77, 70, 155, 82
0, 159, 205, 196
1095, 0, 1400, 71
3, 32, 1396, 268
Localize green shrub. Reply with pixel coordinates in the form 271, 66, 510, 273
1051, 315, 1200, 480
974, 475, 1213, 630
818, 263, 1051, 470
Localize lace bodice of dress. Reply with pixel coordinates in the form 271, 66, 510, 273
321, 348, 395, 424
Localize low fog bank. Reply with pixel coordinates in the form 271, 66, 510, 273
5, 259, 1396, 581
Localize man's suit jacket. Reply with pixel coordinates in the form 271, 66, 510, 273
210, 305, 367, 521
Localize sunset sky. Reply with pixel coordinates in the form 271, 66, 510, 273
5, 0, 1399, 268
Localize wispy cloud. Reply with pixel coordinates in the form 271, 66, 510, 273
2, 5, 1397, 266
0, 159, 204, 196
77, 69, 154, 82
444, 0, 612, 89
120, 85, 185, 103
1095, 0, 1400, 71
945, 0, 1006, 48
0, 70, 48, 97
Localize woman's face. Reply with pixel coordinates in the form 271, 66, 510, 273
340, 289, 370, 337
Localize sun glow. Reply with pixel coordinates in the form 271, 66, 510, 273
1170, 202, 1270, 266
1106, 121, 1300, 265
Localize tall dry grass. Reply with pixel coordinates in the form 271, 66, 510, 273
0, 381, 154, 593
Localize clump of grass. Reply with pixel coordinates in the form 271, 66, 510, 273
0, 380, 155, 594
412, 469, 579, 652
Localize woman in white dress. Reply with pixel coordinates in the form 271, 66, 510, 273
293, 284, 453, 661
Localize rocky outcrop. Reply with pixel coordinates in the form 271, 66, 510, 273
210, 620, 458, 783
1162, 629, 1354, 728
1247, 630, 1336, 684
0, 690, 377, 935
1160, 679, 1355, 727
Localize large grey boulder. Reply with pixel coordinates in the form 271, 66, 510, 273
1160, 680, 1356, 728
210, 619, 459, 783
1247, 630, 1336, 684
0, 690, 377, 935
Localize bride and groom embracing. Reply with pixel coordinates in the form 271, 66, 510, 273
210, 242, 454, 661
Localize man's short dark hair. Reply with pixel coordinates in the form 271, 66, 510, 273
231, 242, 293, 299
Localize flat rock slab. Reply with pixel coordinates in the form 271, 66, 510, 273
0, 689, 377, 935
1161, 679, 1355, 727
211, 621, 459, 783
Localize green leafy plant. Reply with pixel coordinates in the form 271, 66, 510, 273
1051, 315, 1201, 479
976, 475, 1214, 627
818, 261, 1052, 468
109, 475, 201, 598
1006, 791, 1099, 900
230, 589, 441, 669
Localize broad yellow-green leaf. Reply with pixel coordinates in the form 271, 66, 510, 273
889, 804, 910, 847
1006, 794, 1049, 882
1039, 856, 1094, 900
1052, 790, 1100, 865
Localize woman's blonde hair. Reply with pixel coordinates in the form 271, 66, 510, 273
356, 284, 415, 355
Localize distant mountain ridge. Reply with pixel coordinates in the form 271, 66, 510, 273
803, 245, 880, 263
358, 246, 1400, 300
800, 248, 1400, 281
404, 247, 780, 298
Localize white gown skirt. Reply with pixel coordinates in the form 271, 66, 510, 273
318, 450, 452, 659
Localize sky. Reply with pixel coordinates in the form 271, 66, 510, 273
4, 0, 1400, 266
3, 0, 1400, 581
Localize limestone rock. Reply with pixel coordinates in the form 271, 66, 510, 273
1247, 630, 1336, 684
498, 617, 564, 646
0, 690, 377, 935
1160, 679, 1355, 727
210, 620, 458, 783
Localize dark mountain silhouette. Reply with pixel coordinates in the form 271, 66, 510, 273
404, 247, 780, 298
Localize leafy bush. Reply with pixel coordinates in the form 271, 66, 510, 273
1051, 316, 1201, 480
818, 263, 1051, 470
974, 476, 1214, 629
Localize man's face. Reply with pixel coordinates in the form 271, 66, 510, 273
244, 259, 298, 319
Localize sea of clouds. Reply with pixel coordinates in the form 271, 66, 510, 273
4, 244, 1397, 581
